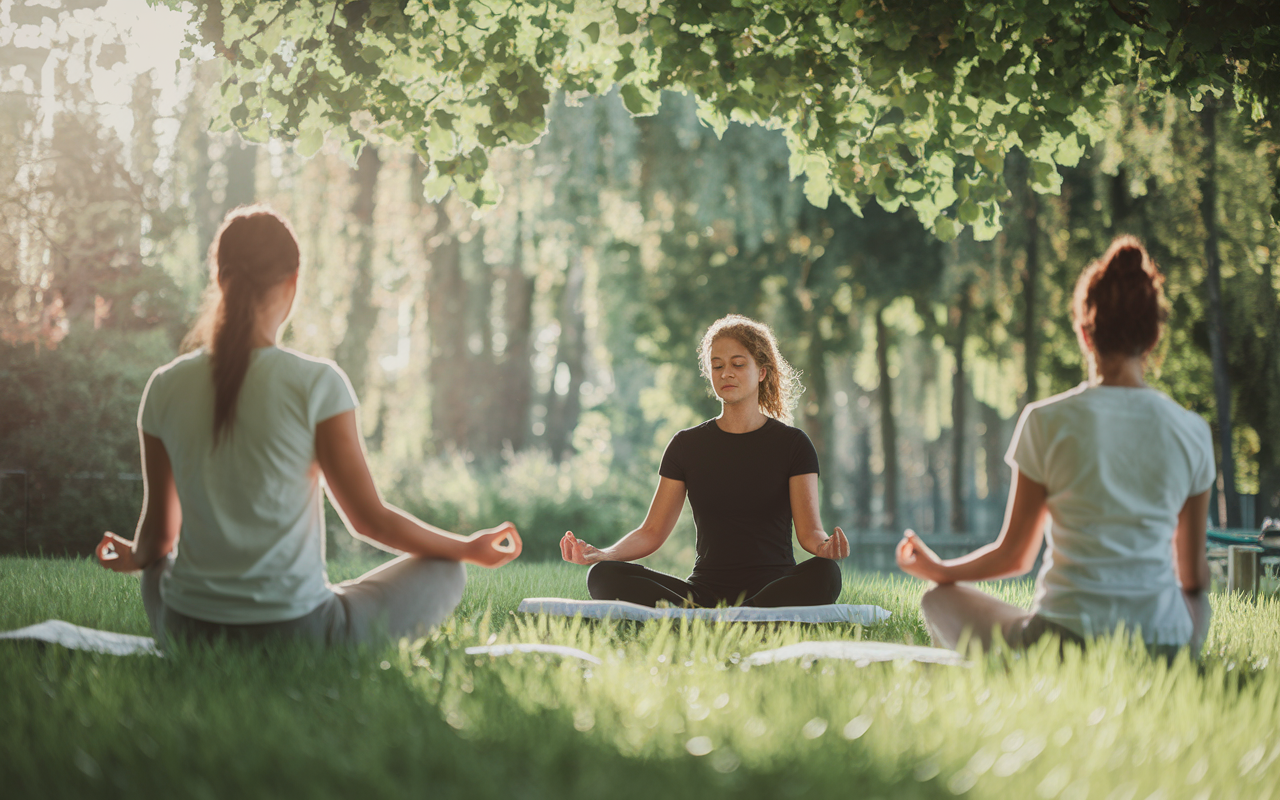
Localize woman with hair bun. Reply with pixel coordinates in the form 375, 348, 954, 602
97, 205, 521, 646
561, 314, 849, 607
897, 235, 1214, 656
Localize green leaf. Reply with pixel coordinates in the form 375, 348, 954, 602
761, 12, 786, 37
421, 171, 453, 202
1029, 160, 1062, 194
585, 22, 600, 44
296, 124, 324, 158
1055, 132, 1083, 168
932, 216, 959, 241
615, 8, 638, 35
804, 172, 832, 208
620, 84, 658, 116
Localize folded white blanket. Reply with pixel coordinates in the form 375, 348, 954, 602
0, 620, 160, 656
517, 598, 891, 625
744, 640, 967, 667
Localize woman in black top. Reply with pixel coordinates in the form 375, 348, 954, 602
561, 314, 849, 607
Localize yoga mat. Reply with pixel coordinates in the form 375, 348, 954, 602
0, 620, 160, 657
517, 598, 892, 625
464, 643, 602, 663
744, 640, 968, 667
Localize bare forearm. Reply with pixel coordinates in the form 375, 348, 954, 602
797, 528, 829, 557
131, 534, 170, 570
352, 505, 474, 560
599, 527, 661, 562
1180, 556, 1211, 593
937, 542, 1030, 583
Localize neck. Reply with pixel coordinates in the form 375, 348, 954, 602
717, 399, 768, 433
250, 318, 278, 349
1090, 352, 1147, 388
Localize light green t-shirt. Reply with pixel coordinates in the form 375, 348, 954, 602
140, 346, 357, 624
1005, 384, 1215, 645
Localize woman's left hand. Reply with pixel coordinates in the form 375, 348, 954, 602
896, 530, 947, 583
815, 526, 849, 560
96, 532, 142, 574
466, 522, 523, 568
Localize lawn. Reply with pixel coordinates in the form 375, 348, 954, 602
2, 556, 1278, 799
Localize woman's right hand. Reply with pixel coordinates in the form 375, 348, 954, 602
896, 530, 948, 583
96, 532, 141, 574
466, 522, 522, 568
560, 531, 605, 565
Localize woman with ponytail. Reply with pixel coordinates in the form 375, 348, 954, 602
96, 205, 521, 646
561, 314, 849, 608
897, 236, 1214, 657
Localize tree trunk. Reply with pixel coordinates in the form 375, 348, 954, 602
950, 280, 971, 533
927, 438, 944, 534
334, 146, 382, 403
425, 202, 470, 452
465, 231, 498, 458
546, 254, 587, 461
495, 218, 535, 453
854, 415, 873, 531
1200, 104, 1241, 527
1022, 188, 1041, 407
876, 306, 898, 530
803, 320, 832, 520
983, 402, 1008, 509
223, 136, 257, 211
193, 127, 216, 269
1256, 256, 1280, 521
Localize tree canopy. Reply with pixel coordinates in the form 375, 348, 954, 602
179, 0, 1279, 239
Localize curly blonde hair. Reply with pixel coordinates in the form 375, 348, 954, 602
699, 314, 803, 421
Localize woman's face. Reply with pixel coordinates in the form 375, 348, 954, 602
708, 336, 765, 407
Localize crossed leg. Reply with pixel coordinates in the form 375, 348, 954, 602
745, 558, 842, 607
587, 561, 711, 607
919, 583, 1036, 651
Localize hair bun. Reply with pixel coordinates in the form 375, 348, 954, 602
1108, 245, 1147, 278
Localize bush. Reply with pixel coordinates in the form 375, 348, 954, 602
360, 447, 696, 566
0, 327, 175, 555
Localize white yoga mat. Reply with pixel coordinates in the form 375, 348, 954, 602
744, 640, 968, 667
0, 620, 160, 657
464, 643, 602, 663
517, 598, 892, 625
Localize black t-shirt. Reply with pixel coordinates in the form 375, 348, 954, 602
659, 417, 820, 595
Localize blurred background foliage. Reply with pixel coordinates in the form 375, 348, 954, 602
1, 1, 1278, 566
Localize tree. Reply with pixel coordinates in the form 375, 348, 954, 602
176, 1, 1280, 240
333, 145, 382, 401
1198, 104, 1241, 526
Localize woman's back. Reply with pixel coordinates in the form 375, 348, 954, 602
1012, 384, 1215, 643
142, 346, 356, 624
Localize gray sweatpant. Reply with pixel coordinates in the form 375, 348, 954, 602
142, 554, 466, 648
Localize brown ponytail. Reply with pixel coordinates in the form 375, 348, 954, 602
1072, 235, 1168, 358
181, 205, 300, 443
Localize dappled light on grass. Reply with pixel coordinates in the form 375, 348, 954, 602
3, 558, 1279, 798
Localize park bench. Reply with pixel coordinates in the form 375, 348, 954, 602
1208, 525, 1280, 597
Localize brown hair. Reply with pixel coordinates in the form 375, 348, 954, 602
182, 205, 300, 443
1072, 235, 1168, 358
698, 314, 802, 421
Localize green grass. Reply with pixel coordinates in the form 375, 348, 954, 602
2, 557, 1279, 799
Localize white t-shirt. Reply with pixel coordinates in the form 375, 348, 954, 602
140, 346, 357, 624
1005, 383, 1215, 645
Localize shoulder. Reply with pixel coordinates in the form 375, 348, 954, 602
1149, 391, 1212, 442
270, 347, 353, 386
1024, 383, 1089, 419
146, 349, 208, 390
667, 419, 717, 446
765, 417, 812, 443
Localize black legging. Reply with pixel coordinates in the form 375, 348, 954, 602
586, 558, 842, 608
